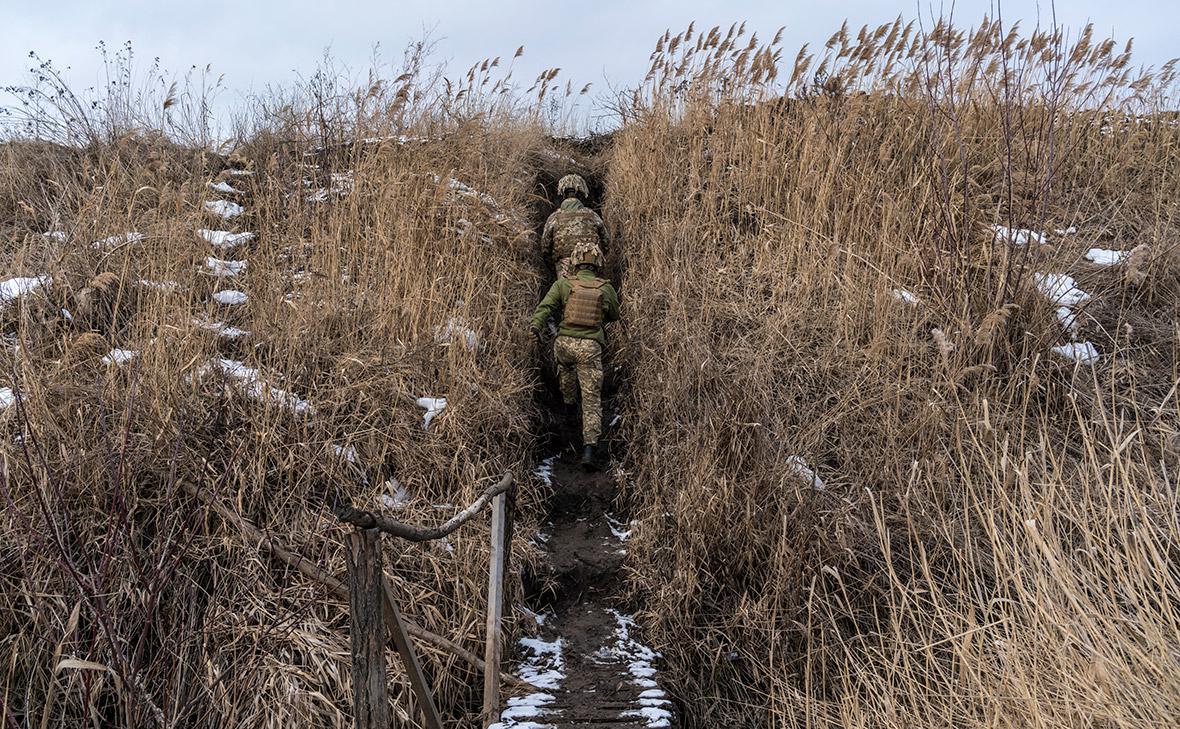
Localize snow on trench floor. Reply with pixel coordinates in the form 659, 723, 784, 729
490, 635, 565, 729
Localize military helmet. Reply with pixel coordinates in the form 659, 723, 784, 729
557, 173, 589, 199
571, 241, 604, 270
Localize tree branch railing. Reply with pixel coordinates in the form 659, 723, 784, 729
183, 473, 521, 729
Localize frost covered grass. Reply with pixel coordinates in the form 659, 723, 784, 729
608, 17, 1180, 729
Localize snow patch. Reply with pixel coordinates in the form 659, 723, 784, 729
91, 232, 146, 250
198, 229, 255, 249
435, 317, 479, 350
212, 289, 249, 305
786, 455, 825, 491
101, 348, 137, 366
606, 514, 633, 541
1051, 341, 1101, 364
597, 610, 674, 727
416, 397, 447, 429
204, 358, 313, 415
42, 231, 67, 242
381, 478, 411, 510
516, 636, 566, 690
1085, 247, 1128, 266
0, 387, 16, 411
1034, 272, 1091, 307
209, 180, 241, 195
533, 454, 558, 486
891, 288, 919, 305
193, 318, 249, 339
138, 279, 180, 292
994, 225, 1046, 247
204, 200, 244, 219
0, 275, 51, 305
204, 257, 247, 277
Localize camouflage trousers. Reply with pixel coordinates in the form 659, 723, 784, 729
554, 335, 603, 445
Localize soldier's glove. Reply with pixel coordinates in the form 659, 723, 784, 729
529, 325, 542, 343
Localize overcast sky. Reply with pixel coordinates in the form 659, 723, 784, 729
1, 1, 1174, 131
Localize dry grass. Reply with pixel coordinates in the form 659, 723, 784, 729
4, 15, 1180, 729
0, 49, 574, 727
606, 18, 1180, 728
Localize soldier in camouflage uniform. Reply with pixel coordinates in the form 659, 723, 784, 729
541, 173, 609, 279
529, 241, 620, 470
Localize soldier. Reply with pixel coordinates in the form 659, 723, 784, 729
541, 173, 609, 279
529, 242, 620, 470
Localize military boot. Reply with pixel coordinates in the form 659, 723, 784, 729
580, 444, 598, 471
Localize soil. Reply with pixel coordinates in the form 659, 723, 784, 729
514, 442, 678, 728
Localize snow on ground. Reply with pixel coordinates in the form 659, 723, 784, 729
138, 279, 180, 292
330, 444, 359, 463
42, 231, 67, 242
204, 200, 244, 219
204, 257, 247, 277
1, 276, 51, 305
994, 225, 1047, 246
225, 168, 253, 177
1051, 341, 1101, 364
198, 229, 255, 249
381, 478, 411, 509
101, 348, 137, 366
1033, 271, 1101, 364
1055, 305, 1079, 335
489, 633, 565, 729
91, 232, 146, 250
596, 611, 674, 728
306, 171, 354, 203
1085, 247, 1128, 266
204, 358, 313, 415
209, 180, 241, 195
786, 455, 825, 491
606, 514, 634, 541
193, 317, 249, 339
1034, 272, 1091, 307
1055, 226, 1078, 236
891, 288, 919, 305
415, 397, 447, 429
212, 289, 249, 305
533, 455, 558, 486
0, 387, 16, 411
435, 317, 479, 350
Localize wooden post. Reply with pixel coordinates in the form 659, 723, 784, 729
481, 491, 509, 727
381, 581, 444, 729
347, 529, 388, 729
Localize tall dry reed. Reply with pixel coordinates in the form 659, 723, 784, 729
607, 18, 1180, 728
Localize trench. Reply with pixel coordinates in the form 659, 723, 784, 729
488, 146, 679, 728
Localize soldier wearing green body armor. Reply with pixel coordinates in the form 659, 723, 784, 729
530, 242, 620, 469
541, 173, 609, 279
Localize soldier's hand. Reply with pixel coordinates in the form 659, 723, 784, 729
529, 325, 542, 342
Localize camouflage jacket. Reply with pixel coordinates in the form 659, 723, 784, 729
541, 198, 609, 267
530, 269, 620, 347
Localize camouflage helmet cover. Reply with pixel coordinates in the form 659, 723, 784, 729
570, 240, 604, 269
557, 173, 589, 199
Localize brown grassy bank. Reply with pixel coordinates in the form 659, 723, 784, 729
0, 55, 580, 725
606, 19, 1180, 728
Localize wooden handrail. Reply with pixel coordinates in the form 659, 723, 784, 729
481, 491, 509, 727
333, 473, 513, 542
181, 480, 533, 690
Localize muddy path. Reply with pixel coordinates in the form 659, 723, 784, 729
489, 152, 677, 728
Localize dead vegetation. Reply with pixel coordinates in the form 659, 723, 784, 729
606, 18, 1180, 729
2, 14, 1179, 729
